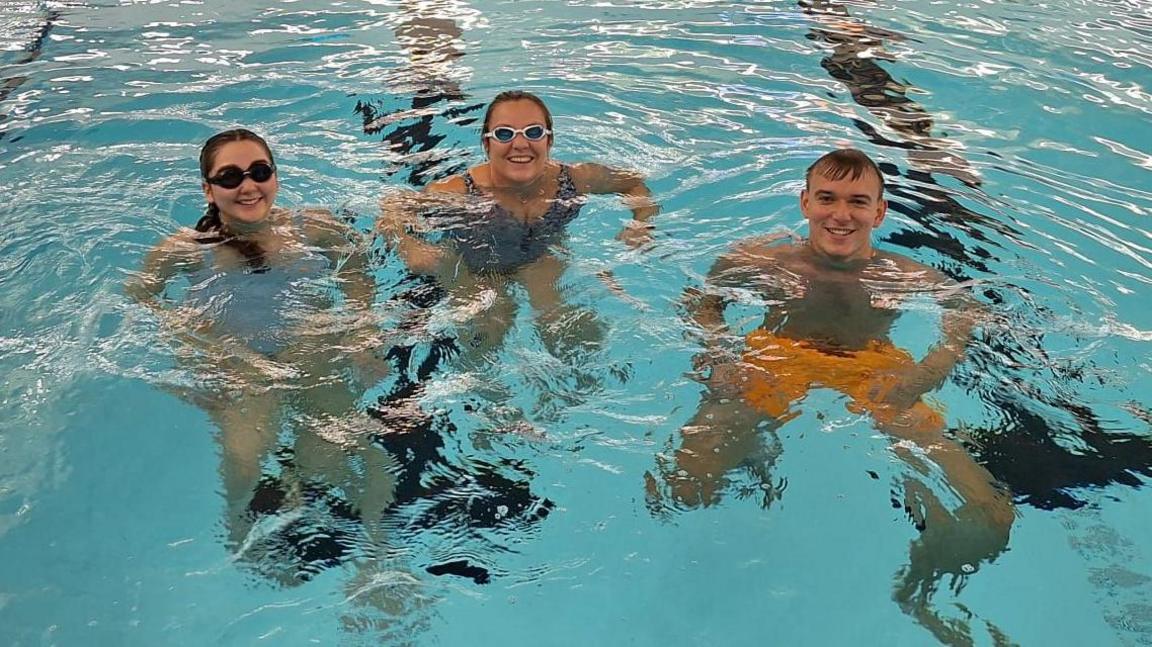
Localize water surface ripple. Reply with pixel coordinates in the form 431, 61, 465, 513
0, 0, 1149, 644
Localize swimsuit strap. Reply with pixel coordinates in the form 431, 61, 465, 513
555, 164, 577, 200
464, 165, 574, 198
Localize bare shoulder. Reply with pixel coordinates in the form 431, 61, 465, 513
708, 234, 794, 284
569, 161, 641, 194
135, 228, 207, 283
730, 233, 794, 257
299, 206, 340, 228
425, 172, 470, 195
876, 250, 950, 283
568, 161, 604, 187
722, 234, 796, 268
157, 228, 207, 258
298, 207, 359, 246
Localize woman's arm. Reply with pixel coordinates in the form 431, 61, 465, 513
300, 208, 377, 309
378, 186, 458, 275
124, 230, 203, 310
570, 162, 659, 247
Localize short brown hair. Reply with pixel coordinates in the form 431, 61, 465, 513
805, 148, 884, 198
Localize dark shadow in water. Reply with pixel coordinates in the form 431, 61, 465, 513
0, 8, 62, 143
235, 401, 553, 586
232, 273, 553, 587
875, 168, 1152, 510
801, 0, 982, 188
960, 349, 1152, 511
353, 0, 482, 187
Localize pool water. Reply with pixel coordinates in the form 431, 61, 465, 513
1, 0, 1150, 645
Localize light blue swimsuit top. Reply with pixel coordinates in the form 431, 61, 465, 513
182, 222, 335, 356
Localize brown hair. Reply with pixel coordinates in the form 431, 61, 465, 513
805, 148, 885, 198
481, 90, 554, 136
195, 128, 276, 269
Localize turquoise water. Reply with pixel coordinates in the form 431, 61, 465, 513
1, 0, 1150, 645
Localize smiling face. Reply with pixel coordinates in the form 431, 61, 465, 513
800, 168, 887, 264
482, 98, 553, 187
202, 139, 279, 227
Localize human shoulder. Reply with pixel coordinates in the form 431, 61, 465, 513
569, 161, 642, 194
708, 233, 797, 284
298, 206, 349, 234
155, 227, 209, 261
720, 233, 798, 268
873, 250, 950, 284
869, 250, 978, 313
567, 161, 602, 190
130, 227, 207, 297
425, 171, 471, 195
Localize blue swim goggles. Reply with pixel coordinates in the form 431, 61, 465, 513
483, 124, 551, 143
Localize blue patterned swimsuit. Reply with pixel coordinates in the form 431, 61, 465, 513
435, 164, 585, 275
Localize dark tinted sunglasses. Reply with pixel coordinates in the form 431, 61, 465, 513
206, 161, 276, 189
483, 124, 551, 143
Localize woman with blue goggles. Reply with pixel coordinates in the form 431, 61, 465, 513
378, 89, 658, 378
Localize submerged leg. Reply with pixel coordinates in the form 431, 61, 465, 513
520, 253, 606, 362
439, 275, 518, 371
207, 389, 283, 547
878, 405, 1014, 646
658, 396, 777, 508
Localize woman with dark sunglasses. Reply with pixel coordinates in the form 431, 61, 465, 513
379, 90, 658, 373
127, 128, 395, 548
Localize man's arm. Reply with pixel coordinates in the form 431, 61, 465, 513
685, 235, 791, 379
656, 238, 788, 508
880, 264, 984, 408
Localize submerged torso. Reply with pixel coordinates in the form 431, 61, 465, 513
742, 245, 932, 351
183, 213, 335, 355
433, 164, 585, 274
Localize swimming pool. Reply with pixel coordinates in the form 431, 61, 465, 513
1, 0, 1149, 644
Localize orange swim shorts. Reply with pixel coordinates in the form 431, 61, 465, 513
740, 330, 944, 432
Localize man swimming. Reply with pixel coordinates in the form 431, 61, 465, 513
654, 148, 1013, 645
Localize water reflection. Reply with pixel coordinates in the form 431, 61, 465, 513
0, 5, 60, 143
355, 0, 483, 187
802, 0, 982, 187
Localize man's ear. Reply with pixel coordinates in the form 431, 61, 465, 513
873, 198, 888, 227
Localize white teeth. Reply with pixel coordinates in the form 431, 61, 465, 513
826, 227, 853, 235
508, 157, 533, 163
